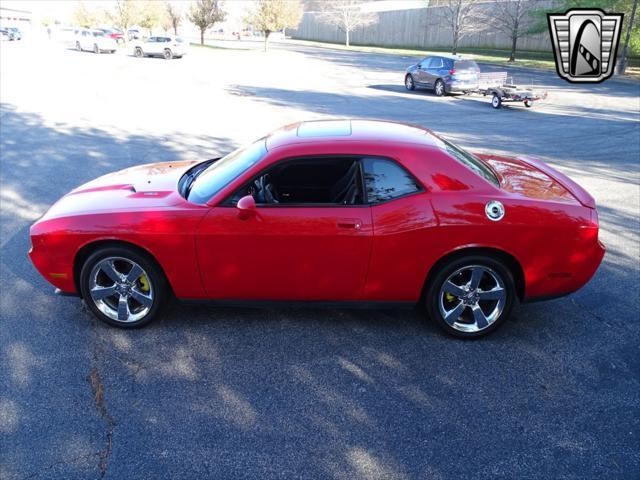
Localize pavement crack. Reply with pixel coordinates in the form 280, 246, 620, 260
89, 366, 116, 478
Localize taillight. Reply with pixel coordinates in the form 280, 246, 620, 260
449, 69, 456, 75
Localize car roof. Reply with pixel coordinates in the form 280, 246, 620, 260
265, 119, 446, 151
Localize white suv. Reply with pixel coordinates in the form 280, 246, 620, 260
133, 36, 187, 60
75, 29, 117, 54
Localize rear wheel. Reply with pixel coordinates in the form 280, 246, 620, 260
134, 47, 143, 58
80, 246, 169, 328
491, 94, 502, 109
524, 99, 533, 108
163, 48, 173, 60
405, 74, 415, 91
76, 41, 82, 51
93, 44, 99, 54
425, 255, 516, 338
434, 79, 445, 96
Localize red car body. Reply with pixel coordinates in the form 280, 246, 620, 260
29, 120, 604, 306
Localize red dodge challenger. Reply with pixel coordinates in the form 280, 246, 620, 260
29, 120, 605, 337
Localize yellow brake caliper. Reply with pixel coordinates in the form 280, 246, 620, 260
138, 274, 150, 292
445, 293, 456, 302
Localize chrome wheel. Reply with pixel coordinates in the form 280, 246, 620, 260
438, 265, 506, 333
88, 256, 154, 323
405, 75, 414, 90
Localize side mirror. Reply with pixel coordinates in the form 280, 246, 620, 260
236, 194, 257, 220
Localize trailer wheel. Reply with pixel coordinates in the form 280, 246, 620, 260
524, 99, 533, 108
491, 94, 502, 109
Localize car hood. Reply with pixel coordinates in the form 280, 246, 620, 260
41, 160, 199, 220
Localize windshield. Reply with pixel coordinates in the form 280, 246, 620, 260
442, 139, 499, 187
187, 139, 267, 204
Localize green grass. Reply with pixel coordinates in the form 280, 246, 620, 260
189, 42, 251, 52
288, 38, 640, 76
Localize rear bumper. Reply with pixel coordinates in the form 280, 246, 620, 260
524, 234, 605, 301
446, 81, 479, 93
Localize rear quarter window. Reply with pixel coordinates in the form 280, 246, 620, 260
362, 158, 422, 204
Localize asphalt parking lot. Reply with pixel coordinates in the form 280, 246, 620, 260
1, 38, 639, 479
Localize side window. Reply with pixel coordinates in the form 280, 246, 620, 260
420, 57, 431, 68
430, 57, 444, 69
227, 157, 364, 206
362, 158, 421, 204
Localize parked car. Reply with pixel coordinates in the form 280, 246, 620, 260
5, 27, 21, 40
28, 120, 604, 337
405, 55, 480, 96
75, 28, 117, 53
96, 27, 123, 44
0, 29, 10, 41
127, 28, 142, 40
133, 36, 187, 59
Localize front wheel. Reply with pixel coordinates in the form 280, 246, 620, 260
434, 79, 445, 96
425, 255, 516, 338
163, 48, 173, 60
93, 44, 100, 54
491, 94, 502, 109
76, 41, 82, 51
80, 246, 169, 328
405, 74, 415, 91
524, 99, 533, 108
134, 47, 143, 58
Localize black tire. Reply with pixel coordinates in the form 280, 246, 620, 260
76, 41, 82, 52
405, 74, 416, 91
134, 47, 143, 58
524, 99, 533, 108
163, 48, 173, 60
491, 94, 502, 109
93, 44, 100, 54
79, 246, 169, 328
434, 79, 446, 96
425, 255, 517, 339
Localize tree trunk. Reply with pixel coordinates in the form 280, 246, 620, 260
174, 24, 178, 36
452, 29, 459, 55
616, 0, 638, 75
509, 34, 517, 62
264, 31, 271, 52
345, 29, 350, 47
200, 28, 204, 45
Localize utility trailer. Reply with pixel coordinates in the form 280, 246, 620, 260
477, 72, 548, 109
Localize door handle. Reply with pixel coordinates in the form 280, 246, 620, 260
337, 219, 362, 229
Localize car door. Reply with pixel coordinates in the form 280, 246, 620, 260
80, 30, 90, 50
196, 157, 373, 301
360, 157, 438, 301
415, 57, 431, 85
145, 37, 158, 54
425, 56, 444, 88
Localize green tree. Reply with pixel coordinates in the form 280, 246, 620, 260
245, 0, 303, 51
529, 0, 639, 74
138, 0, 166, 35
71, 1, 98, 28
108, 0, 141, 41
187, 0, 226, 45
